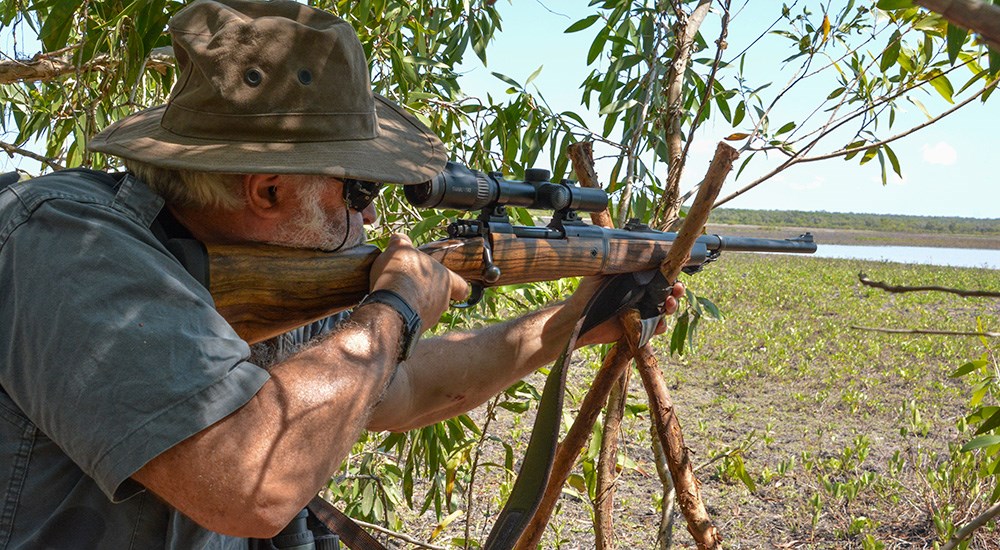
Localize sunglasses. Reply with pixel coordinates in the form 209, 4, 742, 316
341, 178, 384, 211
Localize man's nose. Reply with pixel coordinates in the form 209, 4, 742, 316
361, 203, 377, 225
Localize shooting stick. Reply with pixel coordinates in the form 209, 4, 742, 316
515, 143, 735, 549
914, 0, 1000, 52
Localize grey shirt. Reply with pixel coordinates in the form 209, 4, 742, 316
0, 170, 273, 548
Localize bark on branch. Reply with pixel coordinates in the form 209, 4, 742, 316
851, 325, 1000, 338
858, 272, 1000, 298
0, 46, 175, 85
915, 0, 1000, 52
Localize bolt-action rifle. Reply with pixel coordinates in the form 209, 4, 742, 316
195, 162, 817, 344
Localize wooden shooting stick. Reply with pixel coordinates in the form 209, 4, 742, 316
515, 143, 736, 549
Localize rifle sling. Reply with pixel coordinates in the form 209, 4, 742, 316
307, 496, 387, 550
483, 271, 669, 549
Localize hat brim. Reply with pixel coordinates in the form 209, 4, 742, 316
88, 93, 445, 185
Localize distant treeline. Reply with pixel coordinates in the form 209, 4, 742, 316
709, 209, 1000, 236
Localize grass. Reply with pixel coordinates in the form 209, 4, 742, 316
346, 253, 1000, 548
577, 254, 1000, 548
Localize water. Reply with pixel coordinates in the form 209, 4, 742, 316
810, 244, 1000, 270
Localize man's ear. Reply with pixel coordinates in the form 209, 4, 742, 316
243, 174, 286, 219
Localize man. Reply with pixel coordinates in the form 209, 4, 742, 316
0, 0, 682, 547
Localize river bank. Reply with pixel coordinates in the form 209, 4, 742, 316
706, 223, 1000, 250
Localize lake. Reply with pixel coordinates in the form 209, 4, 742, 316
809, 244, 1000, 270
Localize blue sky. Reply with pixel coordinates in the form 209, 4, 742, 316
455, 2, 1000, 220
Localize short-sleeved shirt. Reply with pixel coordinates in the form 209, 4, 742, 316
0, 170, 278, 548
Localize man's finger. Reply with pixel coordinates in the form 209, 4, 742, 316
449, 271, 469, 302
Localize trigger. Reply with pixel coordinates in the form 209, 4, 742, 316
452, 283, 485, 309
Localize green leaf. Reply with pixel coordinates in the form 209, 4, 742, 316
565, 14, 600, 33
884, 144, 901, 178
775, 121, 796, 136
39, 0, 84, 51
923, 69, 954, 102
946, 23, 968, 65
950, 360, 988, 378
733, 101, 746, 126
587, 25, 610, 65
490, 72, 521, 89
975, 409, 1000, 435
524, 65, 543, 87
859, 146, 878, 166
961, 435, 1000, 452
671, 312, 690, 355
876, 0, 913, 10
881, 30, 901, 72
599, 98, 638, 115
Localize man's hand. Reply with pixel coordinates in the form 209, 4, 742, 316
369, 233, 468, 332
571, 276, 686, 347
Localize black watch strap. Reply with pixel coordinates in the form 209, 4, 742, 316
357, 289, 421, 362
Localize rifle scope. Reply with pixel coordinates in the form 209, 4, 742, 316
405, 161, 609, 213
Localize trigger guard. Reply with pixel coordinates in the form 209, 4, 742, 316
451, 283, 485, 309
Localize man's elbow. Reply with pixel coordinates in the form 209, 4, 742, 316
186, 494, 307, 539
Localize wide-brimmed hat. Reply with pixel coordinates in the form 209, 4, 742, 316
89, 0, 445, 184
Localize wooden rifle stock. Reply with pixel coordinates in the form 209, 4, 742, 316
208, 232, 690, 344
208, 225, 816, 344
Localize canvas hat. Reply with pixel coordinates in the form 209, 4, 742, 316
89, 0, 445, 184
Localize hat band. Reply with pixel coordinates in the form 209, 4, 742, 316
160, 102, 379, 143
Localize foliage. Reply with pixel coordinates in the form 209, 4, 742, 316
949, 327, 1000, 498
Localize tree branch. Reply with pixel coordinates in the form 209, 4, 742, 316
714, 75, 999, 208
858, 272, 1000, 298
941, 500, 1000, 550
851, 326, 1000, 338
0, 141, 64, 171
350, 517, 450, 550
915, 0, 1000, 52
0, 46, 174, 85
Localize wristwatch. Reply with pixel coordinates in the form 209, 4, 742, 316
357, 289, 422, 362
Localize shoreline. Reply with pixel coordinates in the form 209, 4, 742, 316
705, 223, 1000, 250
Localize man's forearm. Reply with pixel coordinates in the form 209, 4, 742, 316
367, 297, 585, 432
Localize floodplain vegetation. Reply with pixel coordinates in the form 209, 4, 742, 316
333, 251, 999, 549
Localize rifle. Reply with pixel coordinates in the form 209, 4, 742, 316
201, 162, 817, 344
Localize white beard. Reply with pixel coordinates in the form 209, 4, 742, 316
266, 177, 366, 251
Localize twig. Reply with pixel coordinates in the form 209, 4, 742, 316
595, 367, 629, 550
651, 430, 676, 550
0, 141, 64, 171
941, 500, 1000, 550
858, 272, 1000, 298
714, 76, 999, 208
350, 518, 450, 550
851, 325, 1000, 338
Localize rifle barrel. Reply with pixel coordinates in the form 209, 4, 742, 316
698, 233, 817, 254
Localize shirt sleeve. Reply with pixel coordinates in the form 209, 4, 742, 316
0, 197, 270, 501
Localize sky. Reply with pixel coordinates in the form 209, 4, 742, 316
2, 1, 997, 220
453, 2, 1000, 220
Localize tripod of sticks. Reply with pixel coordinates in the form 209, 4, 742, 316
511, 141, 739, 550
